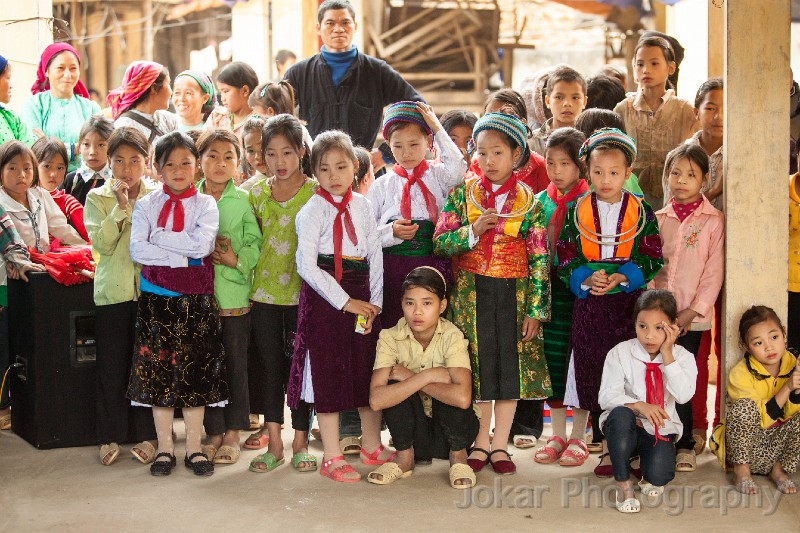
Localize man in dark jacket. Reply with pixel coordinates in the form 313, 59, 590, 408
284, 0, 422, 150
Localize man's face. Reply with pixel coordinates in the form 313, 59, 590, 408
317, 8, 357, 53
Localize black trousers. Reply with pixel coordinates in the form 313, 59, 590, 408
510, 399, 544, 439
475, 275, 519, 399
383, 384, 479, 459
788, 291, 800, 352
605, 406, 676, 485
249, 302, 312, 431
0, 306, 9, 409
204, 314, 251, 435
95, 301, 156, 444
675, 330, 702, 450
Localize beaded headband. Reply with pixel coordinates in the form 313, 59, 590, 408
382, 101, 433, 141
410, 266, 447, 293
472, 112, 528, 151
579, 127, 637, 167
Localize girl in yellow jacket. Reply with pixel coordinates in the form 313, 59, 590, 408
712, 306, 800, 495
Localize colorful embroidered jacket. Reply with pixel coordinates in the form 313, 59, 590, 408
557, 191, 663, 298
433, 175, 550, 321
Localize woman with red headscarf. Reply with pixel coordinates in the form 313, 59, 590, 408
21, 43, 101, 172
108, 61, 178, 145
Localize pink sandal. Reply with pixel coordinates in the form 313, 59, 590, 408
320, 456, 361, 483
559, 439, 589, 467
360, 444, 396, 465
534, 436, 566, 464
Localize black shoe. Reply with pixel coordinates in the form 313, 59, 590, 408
150, 452, 176, 476
185, 452, 214, 476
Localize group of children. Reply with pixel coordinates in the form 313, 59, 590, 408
0, 32, 798, 515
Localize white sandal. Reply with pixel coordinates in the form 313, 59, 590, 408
638, 479, 664, 497
512, 434, 538, 449
615, 496, 641, 513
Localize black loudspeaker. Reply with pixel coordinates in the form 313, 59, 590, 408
8, 272, 97, 449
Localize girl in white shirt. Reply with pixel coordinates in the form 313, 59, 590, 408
599, 289, 697, 513
287, 130, 391, 483
0, 140, 86, 252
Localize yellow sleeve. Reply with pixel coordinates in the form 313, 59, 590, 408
726, 361, 779, 429
441, 323, 471, 370
374, 329, 399, 370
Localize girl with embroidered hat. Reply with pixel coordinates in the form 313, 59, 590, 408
366, 100, 466, 328
108, 60, 178, 145
21, 43, 101, 171
434, 112, 551, 476
556, 127, 664, 478
0, 55, 35, 145
172, 70, 217, 132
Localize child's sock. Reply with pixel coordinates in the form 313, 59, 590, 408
152, 406, 175, 455
182, 406, 205, 458
570, 407, 590, 442
550, 406, 568, 441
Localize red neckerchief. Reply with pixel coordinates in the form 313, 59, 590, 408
316, 187, 358, 283
546, 179, 589, 248
157, 183, 197, 232
644, 360, 670, 445
393, 160, 437, 222
478, 173, 517, 262
671, 197, 703, 222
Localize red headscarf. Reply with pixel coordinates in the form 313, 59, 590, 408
107, 61, 163, 119
31, 43, 90, 98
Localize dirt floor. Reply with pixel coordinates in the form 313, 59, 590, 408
2, 391, 799, 532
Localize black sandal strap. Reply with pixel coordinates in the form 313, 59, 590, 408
490, 449, 513, 459
154, 452, 174, 461
186, 452, 209, 461
469, 447, 491, 457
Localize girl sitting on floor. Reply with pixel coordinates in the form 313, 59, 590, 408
599, 289, 697, 513
369, 266, 479, 489
711, 305, 800, 495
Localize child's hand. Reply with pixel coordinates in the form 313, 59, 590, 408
423, 367, 453, 385
659, 320, 681, 364
521, 317, 540, 341
111, 178, 130, 209
635, 402, 670, 429
591, 272, 627, 295
787, 358, 800, 392
212, 236, 238, 268
472, 208, 498, 237
389, 364, 415, 382
392, 219, 419, 240
344, 299, 380, 319
370, 149, 387, 173
586, 269, 609, 295
416, 102, 442, 134
675, 309, 698, 335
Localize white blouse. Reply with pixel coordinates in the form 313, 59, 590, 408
130, 189, 219, 268
0, 186, 86, 252
367, 130, 467, 247
598, 338, 697, 437
295, 192, 383, 310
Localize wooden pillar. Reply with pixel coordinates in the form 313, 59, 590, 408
707, 0, 723, 77
721, 1, 791, 414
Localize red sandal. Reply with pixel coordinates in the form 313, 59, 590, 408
467, 447, 491, 472
489, 449, 516, 475
559, 439, 589, 467
320, 455, 361, 483
534, 435, 566, 464
360, 444, 396, 465
594, 452, 613, 478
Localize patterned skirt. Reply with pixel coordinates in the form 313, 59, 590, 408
570, 289, 642, 412
127, 292, 228, 408
542, 271, 574, 401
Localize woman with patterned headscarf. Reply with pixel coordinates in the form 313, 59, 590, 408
21, 43, 101, 171
107, 61, 178, 145
172, 70, 217, 132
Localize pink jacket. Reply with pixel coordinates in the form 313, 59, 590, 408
651, 196, 724, 330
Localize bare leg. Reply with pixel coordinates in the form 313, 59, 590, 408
490, 400, 517, 453
319, 411, 359, 481
182, 406, 205, 462
469, 401, 492, 463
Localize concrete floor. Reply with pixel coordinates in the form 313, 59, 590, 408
2, 400, 799, 532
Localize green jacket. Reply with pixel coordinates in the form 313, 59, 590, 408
197, 179, 261, 310
0, 106, 35, 146
84, 178, 156, 306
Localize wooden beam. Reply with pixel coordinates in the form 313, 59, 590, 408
721, 0, 791, 414
707, 0, 723, 78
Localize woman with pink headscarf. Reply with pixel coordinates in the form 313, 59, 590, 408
108, 61, 178, 145
21, 43, 101, 171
